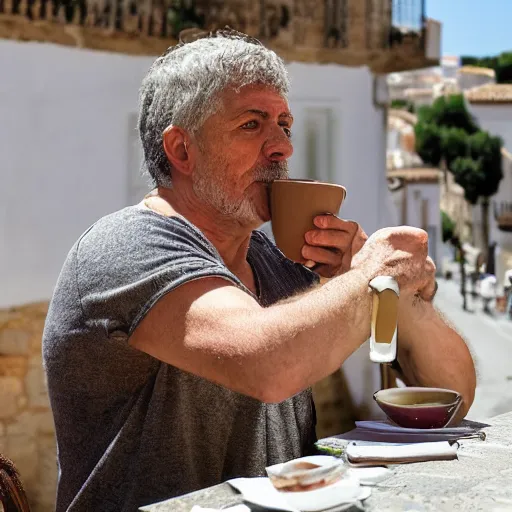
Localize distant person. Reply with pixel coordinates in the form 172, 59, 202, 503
480, 274, 497, 314
503, 269, 512, 319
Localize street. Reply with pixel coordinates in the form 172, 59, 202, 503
434, 278, 512, 421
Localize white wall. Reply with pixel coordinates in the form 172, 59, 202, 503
469, 104, 512, 253
457, 73, 494, 91
287, 62, 390, 236
0, 41, 155, 308
1, 41, 391, 309
470, 104, 512, 154
387, 182, 442, 268
405, 183, 442, 267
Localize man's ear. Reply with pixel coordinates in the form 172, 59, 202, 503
162, 125, 194, 176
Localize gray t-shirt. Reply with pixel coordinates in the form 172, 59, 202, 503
43, 205, 319, 512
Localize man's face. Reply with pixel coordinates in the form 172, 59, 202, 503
191, 84, 292, 226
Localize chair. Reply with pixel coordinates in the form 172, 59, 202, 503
0, 454, 31, 512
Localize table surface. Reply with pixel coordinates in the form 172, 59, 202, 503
140, 411, 512, 512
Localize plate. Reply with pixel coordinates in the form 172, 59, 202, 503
228, 476, 370, 512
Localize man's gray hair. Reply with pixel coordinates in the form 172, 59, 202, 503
138, 30, 290, 187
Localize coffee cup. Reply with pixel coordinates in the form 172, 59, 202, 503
270, 179, 346, 262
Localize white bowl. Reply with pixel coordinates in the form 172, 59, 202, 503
266, 456, 363, 512
266, 455, 345, 490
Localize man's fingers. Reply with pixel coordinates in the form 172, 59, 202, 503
313, 216, 360, 235
301, 244, 341, 267
305, 229, 353, 250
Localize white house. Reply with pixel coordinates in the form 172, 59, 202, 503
457, 66, 496, 91
466, 84, 512, 292
467, 84, 512, 150
386, 109, 443, 268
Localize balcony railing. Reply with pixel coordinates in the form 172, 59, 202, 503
0, 0, 435, 72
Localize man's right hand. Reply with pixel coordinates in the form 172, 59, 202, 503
350, 226, 436, 301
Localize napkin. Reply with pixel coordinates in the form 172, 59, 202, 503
345, 440, 459, 466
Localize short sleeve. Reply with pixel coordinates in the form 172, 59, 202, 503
75, 208, 246, 337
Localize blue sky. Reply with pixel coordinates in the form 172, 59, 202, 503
426, 0, 512, 57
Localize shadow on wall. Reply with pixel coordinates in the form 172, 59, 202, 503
0, 303, 56, 512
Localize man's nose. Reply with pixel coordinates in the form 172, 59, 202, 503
263, 129, 293, 162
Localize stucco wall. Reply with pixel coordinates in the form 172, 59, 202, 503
0, 302, 55, 512
406, 182, 443, 267
470, 104, 512, 154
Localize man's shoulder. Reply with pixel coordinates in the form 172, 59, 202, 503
77, 206, 218, 259
79, 205, 157, 240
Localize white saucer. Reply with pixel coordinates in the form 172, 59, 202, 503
229, 455, 372, 512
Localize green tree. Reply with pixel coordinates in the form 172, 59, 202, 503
461, 51, 512, 84
414, 123, 442, 167
441, 127, 469, 169
390, 99, 415, 113
441, 210, 455, 243
451, 157, 484, 204
496, 52, 512, 83
415, 94, 504, 251
428, 95, 479, 134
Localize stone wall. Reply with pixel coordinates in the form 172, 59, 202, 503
0, 302, 56, 512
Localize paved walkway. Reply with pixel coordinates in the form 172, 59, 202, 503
434, 278, 512, 420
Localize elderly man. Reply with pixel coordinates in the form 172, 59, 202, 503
43, 30, 476, 512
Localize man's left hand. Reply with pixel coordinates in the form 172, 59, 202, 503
302, 215, 368, 278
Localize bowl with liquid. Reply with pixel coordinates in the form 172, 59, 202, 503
373, 387, 463, 429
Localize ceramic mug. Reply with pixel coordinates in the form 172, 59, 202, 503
270, 179, 347, 262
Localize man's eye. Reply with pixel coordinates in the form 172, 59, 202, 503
242, 120, 259, 130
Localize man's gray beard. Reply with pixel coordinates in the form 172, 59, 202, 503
192, 161, 289, 224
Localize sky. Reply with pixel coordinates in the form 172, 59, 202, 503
426, 0, 512, 57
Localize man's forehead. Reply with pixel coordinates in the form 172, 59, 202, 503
221, 85, 291, 118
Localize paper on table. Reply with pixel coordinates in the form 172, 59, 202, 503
345, 440, 458, 466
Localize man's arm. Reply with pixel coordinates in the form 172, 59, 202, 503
396, 299, 476, 421
130, 226, 432, 404
130, 269, 372, 403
